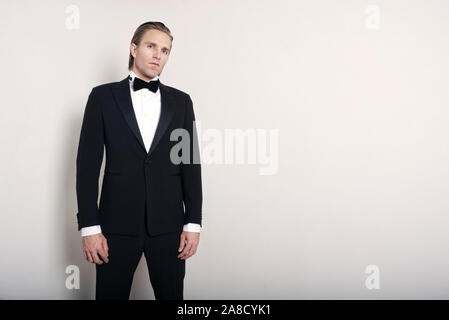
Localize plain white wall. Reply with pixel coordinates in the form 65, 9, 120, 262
1, 0, 449, 299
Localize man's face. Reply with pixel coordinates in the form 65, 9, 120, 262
130, 29, 172, 81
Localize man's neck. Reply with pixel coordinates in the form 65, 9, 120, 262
131, 67, 157, 82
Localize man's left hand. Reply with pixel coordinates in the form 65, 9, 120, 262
178, 231, 200, 260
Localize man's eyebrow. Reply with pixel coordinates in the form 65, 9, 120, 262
143, 41, 170, 50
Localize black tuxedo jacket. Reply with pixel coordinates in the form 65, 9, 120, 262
75, 76, 202, 236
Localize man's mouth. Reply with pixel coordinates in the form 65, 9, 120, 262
150, 62, 159, 66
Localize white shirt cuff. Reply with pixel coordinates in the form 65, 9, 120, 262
81, 225, 102, 237
183, 223, 202, 233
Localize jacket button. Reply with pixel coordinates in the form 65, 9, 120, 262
145, 158, 151, 164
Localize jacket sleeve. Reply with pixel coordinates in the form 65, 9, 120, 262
75, 88, 104, 230
180, 94, 203, 226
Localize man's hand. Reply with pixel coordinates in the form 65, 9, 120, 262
82, 233, 109, 264
178, 231, 200, 260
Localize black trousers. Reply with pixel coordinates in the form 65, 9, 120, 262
95, 210, 185, 300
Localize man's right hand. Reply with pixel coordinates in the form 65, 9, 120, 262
82, 233, 109, 264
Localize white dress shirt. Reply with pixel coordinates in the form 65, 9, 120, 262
81, 71, 202, 236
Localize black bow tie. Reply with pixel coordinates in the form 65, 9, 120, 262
133, 76, 160, 93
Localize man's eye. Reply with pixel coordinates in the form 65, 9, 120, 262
147, 45, 152, 48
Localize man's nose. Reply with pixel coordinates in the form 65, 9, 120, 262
153, 50, 161, 59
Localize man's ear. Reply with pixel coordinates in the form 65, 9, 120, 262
130, 43, 137, 58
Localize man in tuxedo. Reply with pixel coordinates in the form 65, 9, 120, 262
75, 21, 202, 300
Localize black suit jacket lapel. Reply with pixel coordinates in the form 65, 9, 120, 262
148, 82, 174, 156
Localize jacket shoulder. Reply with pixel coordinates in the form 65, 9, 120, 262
90, 80, 122, 94
160, 83, 190, 100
